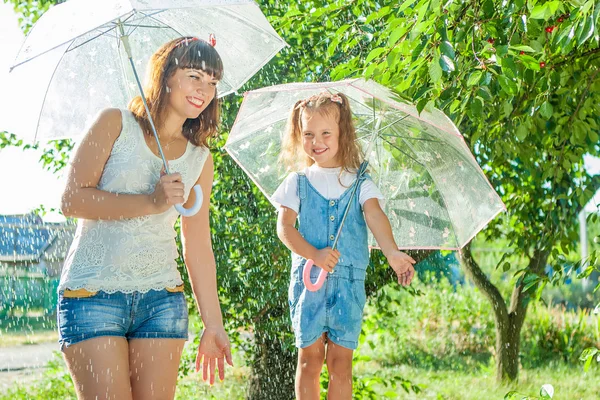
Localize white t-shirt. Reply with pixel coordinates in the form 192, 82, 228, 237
271, 165, 384, 213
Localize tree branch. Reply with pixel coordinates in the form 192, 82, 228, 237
459, 243, 509, 324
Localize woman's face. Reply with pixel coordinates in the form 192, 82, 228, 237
166, 67, 218, 119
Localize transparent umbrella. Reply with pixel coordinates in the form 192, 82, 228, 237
225, 78, 506, 288
2, 0, 287, 216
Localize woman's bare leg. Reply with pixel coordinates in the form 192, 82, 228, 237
296, 333, 326, 400
325, 341, 353, 400
62, 336, 132, 400
128, 338, 186, 400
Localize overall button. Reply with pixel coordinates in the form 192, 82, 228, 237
329, 234, 335, 241
329, 215, 335, 221
329, 200, 335, 206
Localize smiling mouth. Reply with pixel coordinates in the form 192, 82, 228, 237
187, 97, 205, 108
313, 148, 328, 155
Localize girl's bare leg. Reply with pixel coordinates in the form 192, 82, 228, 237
296, 333, 326, 400
62, 336, 132, 400
325, 341, 353, 400
128, 339, 186, 400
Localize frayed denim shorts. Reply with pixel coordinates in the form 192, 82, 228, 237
288, 263, 367, 350
57, 287, 189, 350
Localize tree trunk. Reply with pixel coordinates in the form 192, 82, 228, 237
460, 245, 549, 382
246, 332, 296, 400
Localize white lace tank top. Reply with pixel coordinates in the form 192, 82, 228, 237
58, 109, 209, 294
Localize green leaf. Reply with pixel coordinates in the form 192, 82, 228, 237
509, 45, 535, 53
578, 15, 595, 46
467, 71, 483, 86
539, 101, 553, 119
388, 24, 408, 47
439, 54, 455, 72
366, 48, 386, 64
397, 0, 418, 13
497, 75, 518, 95
516, 124, 528, 140
530, 1, 560, 20
519, 54, 541, 71
470, 96, 484, 115
530, 4, 549, 19
440, 40, 455, 59
429, 55, 443, 83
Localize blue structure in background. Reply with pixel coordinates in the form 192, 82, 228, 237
0, 214, 53, 264
416, 251, 464, 287
0, 214, 74, 316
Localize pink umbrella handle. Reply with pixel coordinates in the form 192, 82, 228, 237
303, 259, 328, 292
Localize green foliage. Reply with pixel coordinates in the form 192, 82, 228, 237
505, 383, 555, 400
362, 277, 599, 370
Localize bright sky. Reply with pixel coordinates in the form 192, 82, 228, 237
0, 2, 597, 222
0, 3, 66, 222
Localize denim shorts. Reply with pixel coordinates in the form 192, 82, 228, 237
288, 263, 367, 350
57, 288, 189, 349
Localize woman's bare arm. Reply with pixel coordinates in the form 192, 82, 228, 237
60, 108, 180, 219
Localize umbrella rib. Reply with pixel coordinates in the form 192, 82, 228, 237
379, 133, 441, 143
397, 134, 460, 243
126, 10, 173, 36
65, 26, 117, 53
65, 11, 143, 53
143, 12, 186, 36
380, 137, 426, 167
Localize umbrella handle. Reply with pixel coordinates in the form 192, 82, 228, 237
303, 259, 328, 292
175, 184, 203, 217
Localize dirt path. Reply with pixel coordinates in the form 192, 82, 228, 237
0, 342, 59, 393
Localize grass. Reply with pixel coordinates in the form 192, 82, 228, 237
1, 277, 598, 399
0, 313, 57, 347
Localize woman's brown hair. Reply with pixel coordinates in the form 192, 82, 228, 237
280, 92, 362, 174
128, 36, 224, 147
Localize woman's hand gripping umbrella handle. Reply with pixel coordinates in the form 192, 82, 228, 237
175, 185, 203, 217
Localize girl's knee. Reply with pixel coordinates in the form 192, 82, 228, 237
326, 356, 352, 376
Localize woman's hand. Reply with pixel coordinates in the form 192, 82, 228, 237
195, 326, 233, 384
150, 172, 185, 213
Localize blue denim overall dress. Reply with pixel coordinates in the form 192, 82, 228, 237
288, 171, 370, 350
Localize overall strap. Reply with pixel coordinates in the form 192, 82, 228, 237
297, 172, 307, 213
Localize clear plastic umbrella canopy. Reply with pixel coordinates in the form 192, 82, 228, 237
225, 79, 506, 250
1, 0, 287, 142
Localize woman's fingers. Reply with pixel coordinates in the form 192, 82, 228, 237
218, 356, 225, 381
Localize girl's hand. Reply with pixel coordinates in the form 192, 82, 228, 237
150, 171, 185, 213
313, 247, 340, 273
387, 250, 416, 286
196, 326, 234, 384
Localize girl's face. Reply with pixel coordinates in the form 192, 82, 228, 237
301, 110, 340, 168
166, 67, 218, 119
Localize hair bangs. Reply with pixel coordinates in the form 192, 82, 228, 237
176, 39, 224, 80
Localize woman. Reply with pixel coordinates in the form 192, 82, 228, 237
58, 37, 232, 399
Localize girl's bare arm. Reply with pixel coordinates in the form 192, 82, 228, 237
277, 206, 338, 272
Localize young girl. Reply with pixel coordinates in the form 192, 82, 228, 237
58, 37, 232, 399
273, 92, 416, 399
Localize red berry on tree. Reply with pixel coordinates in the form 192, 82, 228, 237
487, 38, 495, 44
520, 51, 525, 55
545, 26, 555, 33
540, 61, 546, 68
557, 17, 564, 23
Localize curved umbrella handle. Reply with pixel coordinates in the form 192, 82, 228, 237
175, 184, 203, 217
303, 259, 328, 292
